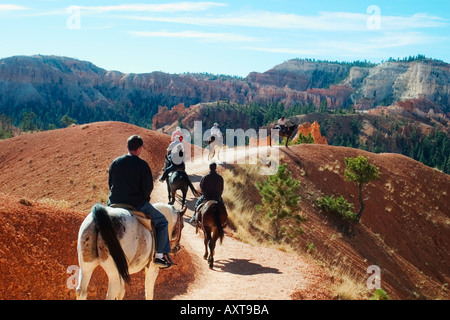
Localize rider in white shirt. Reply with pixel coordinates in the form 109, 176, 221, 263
210, 123, 222, 139
159, 135, 185, 182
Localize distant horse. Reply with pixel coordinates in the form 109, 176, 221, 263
270, 123, 297, 147
76, 203, 186, 300
206, 134, 224, 160
196, 200, 228, 269
162, 156, 199, 207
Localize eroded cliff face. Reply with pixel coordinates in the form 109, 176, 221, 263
0, 55, 449, 129
348, 60, 450, 110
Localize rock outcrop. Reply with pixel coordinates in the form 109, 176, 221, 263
292, 121, 328, 145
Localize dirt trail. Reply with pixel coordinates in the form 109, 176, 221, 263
151, 146, 333, 300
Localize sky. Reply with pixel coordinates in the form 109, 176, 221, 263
0, 0, 449, 77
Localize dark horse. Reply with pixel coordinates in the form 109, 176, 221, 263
196, 200, 228, 269
166, 171, 199, 207
162, 156, 199, 207
269, 123, 297, 147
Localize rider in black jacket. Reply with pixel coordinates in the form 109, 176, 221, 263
189, 162, 224, 223
107, 135, 172, 269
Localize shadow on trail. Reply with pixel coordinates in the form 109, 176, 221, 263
213, 258, 281, 276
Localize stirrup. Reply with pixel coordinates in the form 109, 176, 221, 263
155, 253, 175, 270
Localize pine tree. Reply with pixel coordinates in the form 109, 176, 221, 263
344, 156, 380, 222
256, 164, 304, 241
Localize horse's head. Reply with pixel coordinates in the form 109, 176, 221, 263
153, 203, 186, 254
169, 205, 187, 254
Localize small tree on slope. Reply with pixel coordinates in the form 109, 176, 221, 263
344, 156, 380, 222
256, 163, 304, 241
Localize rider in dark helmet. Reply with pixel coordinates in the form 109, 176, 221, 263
189, 162, 224, 224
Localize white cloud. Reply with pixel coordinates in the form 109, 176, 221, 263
129, 30, 261, 43
244, 31, 436, 59
78, 2, 227, 13
0, 4, 28, 11
129, 10, 446, 32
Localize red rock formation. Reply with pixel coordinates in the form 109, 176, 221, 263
152, 103, 188, 130
292, 121, 328, 145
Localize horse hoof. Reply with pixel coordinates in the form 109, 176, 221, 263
209, 264, 213, 269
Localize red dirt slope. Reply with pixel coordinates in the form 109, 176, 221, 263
0, 121, 170, 211
0, 192, 193, 300
281, 144, 450, 299
0, 122, 194, 299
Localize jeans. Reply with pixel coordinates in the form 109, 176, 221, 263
136, 202, 171, 254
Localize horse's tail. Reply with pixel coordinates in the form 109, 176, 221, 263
91, 204, 131, 283
213, 202, 224, 244
184, 173, 200, 197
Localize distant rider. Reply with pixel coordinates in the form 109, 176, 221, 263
171, 126, 183, 142
159, 135, 185, 182
210, 122, 222, 140
276, 116, 286, 134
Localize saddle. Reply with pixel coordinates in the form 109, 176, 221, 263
109, 203, 153, 232
109, 203, 159, 268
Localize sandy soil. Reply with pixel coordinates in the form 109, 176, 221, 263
1, 122, 448, 300
150, 146, 334, 300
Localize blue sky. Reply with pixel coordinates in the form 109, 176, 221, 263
0, 1, 449, 76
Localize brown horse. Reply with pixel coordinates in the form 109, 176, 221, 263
196, 200, 228, 269
270, 123, 297, 147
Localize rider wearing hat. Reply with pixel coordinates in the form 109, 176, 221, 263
159, 135, 186, 182
211, 123, 221, 138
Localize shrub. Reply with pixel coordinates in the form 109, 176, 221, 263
370, 288, 390, 300
317, 194, 358, 222
256, 163, 305, 241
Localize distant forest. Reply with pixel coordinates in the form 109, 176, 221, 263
1, 99, 449, 174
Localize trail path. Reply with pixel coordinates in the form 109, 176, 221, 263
151, 145, 332, 300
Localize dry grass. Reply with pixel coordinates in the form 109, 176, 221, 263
222, 164, 272, 245
222, 163, 372, 299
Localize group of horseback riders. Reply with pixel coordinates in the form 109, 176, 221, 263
107, 117, 292, 269
107, 123, 225, 270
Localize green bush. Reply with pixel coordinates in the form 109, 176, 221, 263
370, 288, 390, 300
256, 164, 305, 241
317, 194, 358, 222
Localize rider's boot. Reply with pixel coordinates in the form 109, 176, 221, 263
189, 210, 197, 225
154, 253, 172, 269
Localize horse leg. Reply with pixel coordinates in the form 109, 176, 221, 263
203, 228, 211, 260
76, 261, 98, 300
76, 219, 99, 300
103, 260, 126, 300
181, 189, 187, 208
170, 189, 176, 205
166, 180, 172, 204
144, 262, 160, 300
208, 229, 219, 269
